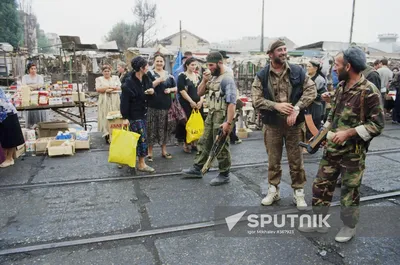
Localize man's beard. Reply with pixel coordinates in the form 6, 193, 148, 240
273, 55, 286, 65
338, 69, 350, 82
211, 65, 221, 76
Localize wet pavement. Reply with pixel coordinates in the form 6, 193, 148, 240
0, 121, 399, 265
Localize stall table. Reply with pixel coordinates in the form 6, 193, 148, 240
16, 102, 87, 130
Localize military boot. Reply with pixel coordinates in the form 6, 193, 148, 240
210, 172, 230, 186
182, 165, 202, 178
293, 189, 307, 210
261, 185, 280, 206
335, 226, 356, 243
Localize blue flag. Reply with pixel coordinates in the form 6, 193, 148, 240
173, 51, 183, 74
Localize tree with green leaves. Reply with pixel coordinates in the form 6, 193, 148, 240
0, 0, 23, 48
133, 0, 157, 48
36, 23, 52, 53
105, 21, 140, 50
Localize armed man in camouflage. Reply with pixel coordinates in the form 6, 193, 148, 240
252, 40, 317, 210
299, 47, 385, 242
182, 52, 237, 186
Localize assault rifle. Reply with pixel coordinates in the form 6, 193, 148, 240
201, 100, 243, 175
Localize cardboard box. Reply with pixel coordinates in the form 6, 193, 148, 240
47, 140, 75, 157
72, 92, 86, 102
35, 137, 55, 154
107, 118, 126, 142
37, 121, 69, 138
75, 136, 90, 150
237, 128, 249, 139
15, 144, 26, 159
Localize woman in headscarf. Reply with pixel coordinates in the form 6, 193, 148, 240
120, 56, 155, 173
306, 60, 327, 140
95, 64, 121, 143
21, 63, 47, 128
0, 88, 25, 168
146, 53, 177, 161
177, 57, 204, 153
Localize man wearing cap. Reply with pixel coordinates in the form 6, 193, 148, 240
219, 50, 234, 75
182, 52, 237, 186
252, 40, 317, 209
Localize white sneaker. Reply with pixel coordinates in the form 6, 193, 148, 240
261, 185, 280, 206
293, 189, 307, 210
335, 226, 356, 243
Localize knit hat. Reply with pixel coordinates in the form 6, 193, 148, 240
267, 40, 286, 54
206, 52, 223, 63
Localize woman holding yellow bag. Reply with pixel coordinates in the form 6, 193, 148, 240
177, 57, 204, 153
120, 56, 155, 173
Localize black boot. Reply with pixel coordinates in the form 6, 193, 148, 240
182, 164, 202, 178
210, 172, 230, 186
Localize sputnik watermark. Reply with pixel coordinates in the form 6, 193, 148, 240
217, 207, 331, 237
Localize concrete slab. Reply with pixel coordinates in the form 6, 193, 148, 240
139, 172, 260, 228
155, 231, 331, 265
362, 155, 400, 192
0, 243, 155, 265
381, 152, 400, 162
0, 182, 140, 247
232, 162, 330, 206
32, 152, 131, 183
368, 135, 400, 151
0, 156, 43, 186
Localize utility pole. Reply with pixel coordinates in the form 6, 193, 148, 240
349, 0, 356, 43
179, 20, 182, 49
260, 0, 265, 52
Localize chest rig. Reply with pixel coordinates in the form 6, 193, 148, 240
206, 73, 228, 115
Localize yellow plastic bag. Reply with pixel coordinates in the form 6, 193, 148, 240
108, 126, 140, 168
185, 109, 204, 143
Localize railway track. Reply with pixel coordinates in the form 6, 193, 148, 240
1, 147, 399, 191
0, 190, 399, 256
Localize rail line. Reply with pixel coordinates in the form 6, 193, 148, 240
1, 147, 400, 191
0, 190, 399, 256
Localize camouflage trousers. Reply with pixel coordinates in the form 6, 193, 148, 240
312, 150, 366, 228
194, 111, 231, 173
264, 122, 306, 189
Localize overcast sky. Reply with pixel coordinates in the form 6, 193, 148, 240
30, 0, 399, 46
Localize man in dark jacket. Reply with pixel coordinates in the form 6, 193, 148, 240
251, 40, 317, 209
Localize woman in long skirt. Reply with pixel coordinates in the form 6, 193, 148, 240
96, 64, 121, 143
146, 54, 177, 161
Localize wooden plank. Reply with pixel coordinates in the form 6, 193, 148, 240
16, 103, 76, 111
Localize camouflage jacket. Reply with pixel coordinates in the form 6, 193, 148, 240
327, 75, 384, 154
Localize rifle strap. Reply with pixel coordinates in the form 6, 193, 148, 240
360, 90, 367, 124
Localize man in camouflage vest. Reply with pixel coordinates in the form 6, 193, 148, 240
182, 52, 237, 186
252, 40, 317, 210
299, 47, 385, 242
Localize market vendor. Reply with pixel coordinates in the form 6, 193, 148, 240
21, 63, 48, 128
95, 64, 122, 143
0, 88, 25, 168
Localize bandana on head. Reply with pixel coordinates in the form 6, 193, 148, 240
267, 40, 286, 54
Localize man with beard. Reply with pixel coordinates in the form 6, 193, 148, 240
299, 47, 384, 242
251, 40, 317, 209
182, 52, 237, 186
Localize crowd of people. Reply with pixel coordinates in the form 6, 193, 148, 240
1, 41, 399, 244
